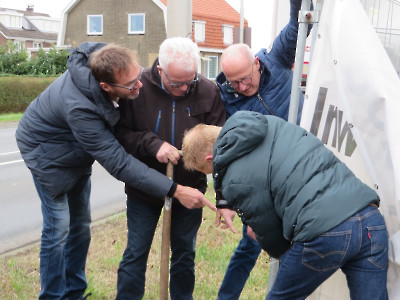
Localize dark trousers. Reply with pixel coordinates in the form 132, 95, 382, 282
116, 196, 202, 300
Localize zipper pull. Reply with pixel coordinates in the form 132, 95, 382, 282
187, 107, 191, 116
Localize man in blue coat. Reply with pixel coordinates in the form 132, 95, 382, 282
15, 42, 215, 300
182, 111, 388, 300
215, 0, 310, 297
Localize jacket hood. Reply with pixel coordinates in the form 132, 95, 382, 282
67, 42, 107, 99
213, 111, 268, 190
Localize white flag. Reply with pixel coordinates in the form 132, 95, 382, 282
300, 0, 400, 298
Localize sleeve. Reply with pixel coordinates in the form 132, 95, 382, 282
67, 107, 173, 199
222, 183, 291, 258
267, 0, 312, 69
114, 99, 165, 158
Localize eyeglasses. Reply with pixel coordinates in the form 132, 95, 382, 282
109, 67, 143, 90
162, 69, 198, 89
228, 64, 254, 89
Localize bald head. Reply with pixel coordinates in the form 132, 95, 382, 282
221, 43, 261, 97
221, 43, 254, 73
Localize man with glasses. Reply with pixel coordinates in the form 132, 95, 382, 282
114, 37, 225, 300
215, 0, 312, 299
15, 42, 214, 300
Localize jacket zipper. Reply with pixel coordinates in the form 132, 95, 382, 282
257, 93, 275, 116
171, 101, 176, 147
155, 110, 161, 135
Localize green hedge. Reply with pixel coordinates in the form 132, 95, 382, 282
0, 76, 57, 114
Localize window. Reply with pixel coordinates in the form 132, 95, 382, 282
205, 56, 218, 79
193, 21, 206, 42
87, 15, 103, 35
223, 25, 233, 45
128, 13, 145, 34
33, 42, 43, 48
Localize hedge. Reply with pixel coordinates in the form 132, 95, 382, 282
0, 76, 58, 114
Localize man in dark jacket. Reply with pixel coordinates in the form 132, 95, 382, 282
114, 37, 225, 300
214, 0, 311, 297
15, 42, 215, 300
182, 111, 388, 300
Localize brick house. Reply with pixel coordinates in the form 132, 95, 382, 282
58, 0, 249, 79
0, 6, 59, 58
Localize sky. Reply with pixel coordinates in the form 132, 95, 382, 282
0, 0, 275, 51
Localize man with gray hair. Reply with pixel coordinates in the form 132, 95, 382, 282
114, 37, 225, 299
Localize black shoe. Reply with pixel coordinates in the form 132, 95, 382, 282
83, 293, 92, 300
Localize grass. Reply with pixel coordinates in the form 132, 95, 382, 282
0, 185, 271, 299
0, 113, 23, 122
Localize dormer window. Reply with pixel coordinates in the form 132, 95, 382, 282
193, 21, 206, 42
222, 24, 233, 45
0, 11, 23, 28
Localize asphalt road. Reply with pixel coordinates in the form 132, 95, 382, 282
0, 123, 126, 255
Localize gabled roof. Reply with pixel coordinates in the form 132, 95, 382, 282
160, 0, 247, 50
0, 7, 57, 42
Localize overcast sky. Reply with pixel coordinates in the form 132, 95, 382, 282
1, 0, 275, 51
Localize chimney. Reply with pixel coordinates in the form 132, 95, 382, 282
26, 4, 34, 12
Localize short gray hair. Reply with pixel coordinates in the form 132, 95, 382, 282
158, 37, 200, 73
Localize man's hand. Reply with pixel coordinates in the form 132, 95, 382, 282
247, 226, 257, 241
216, 208, 236, 233
156, 142, 180, 165
174, 185, 217, 211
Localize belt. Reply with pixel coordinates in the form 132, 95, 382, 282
370, 202, 378, 208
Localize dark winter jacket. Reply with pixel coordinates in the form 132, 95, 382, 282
216, 0, 309, 121
115, 58, 226, 205
213, 111, 379, 258
15, 42, 173, 199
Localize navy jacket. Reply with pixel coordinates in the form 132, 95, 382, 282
216, 0, 307, 121
213, 111, 379, 258
15, 42, 173, 199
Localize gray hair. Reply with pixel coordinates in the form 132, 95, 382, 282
221, 43, 254, 71
158, 37, 200, 73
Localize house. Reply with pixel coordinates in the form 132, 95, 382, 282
58, 0, 249, 79
0, 5, 59, 57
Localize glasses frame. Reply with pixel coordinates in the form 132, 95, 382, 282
162, 69, 198, 89
108, 67, 143, 91
228, 63, 254, 89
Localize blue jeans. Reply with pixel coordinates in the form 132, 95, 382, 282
34, 175, 92, 300
267, 205, 388, 300
116, 197, 203, 300
218, 225, 262, 300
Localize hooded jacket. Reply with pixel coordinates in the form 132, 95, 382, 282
213, 111, 379, 258
15, 42, 173, 199
216, 0, 310, 121
115, 58, 226, 205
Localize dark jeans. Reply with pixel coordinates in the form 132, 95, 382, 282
267, 205, 388, 300
116, 196, 203, 300
217, 225, 262, 300
33, 175, 91, 300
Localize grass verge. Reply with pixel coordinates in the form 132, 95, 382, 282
0, 185, 271, 299
0, 113, 23, 122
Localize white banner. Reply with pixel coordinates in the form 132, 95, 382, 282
300, 0, 400, 298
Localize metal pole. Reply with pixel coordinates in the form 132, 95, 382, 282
167, 0, 192, 38
288, 0, 312, 124
240, 0, 244, 43
159, 161, 174, 300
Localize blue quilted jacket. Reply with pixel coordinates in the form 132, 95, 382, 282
216, 0, 307, 122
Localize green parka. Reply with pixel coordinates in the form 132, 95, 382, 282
213, 111, 379, 258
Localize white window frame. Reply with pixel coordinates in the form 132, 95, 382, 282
87, 15, 103, 35
33, 42, 43, 49
222, 24, 234, 45
204, 55, 218, 80
193, 21, 206, 42
128, 13, 145, 34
